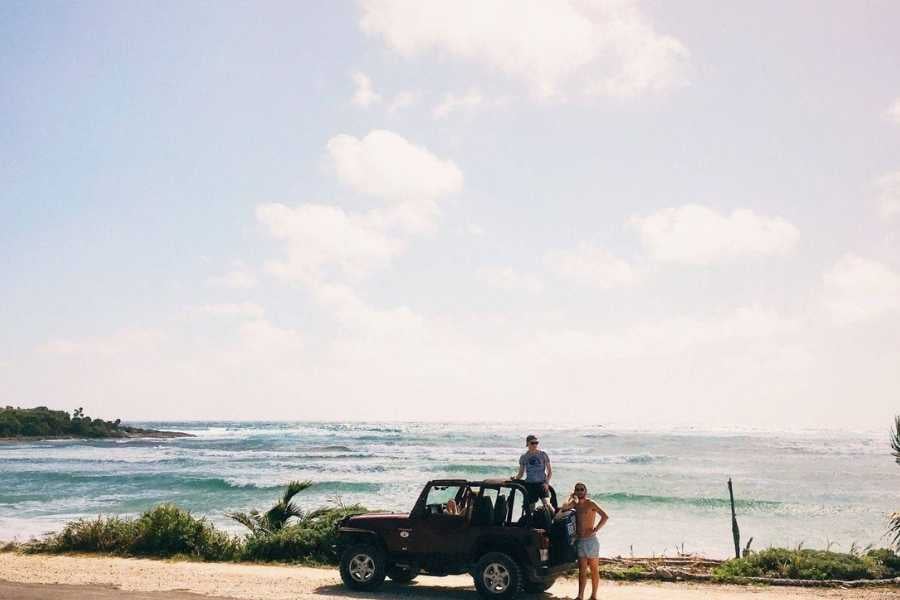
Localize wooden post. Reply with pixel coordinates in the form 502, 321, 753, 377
728, 478, 741, 559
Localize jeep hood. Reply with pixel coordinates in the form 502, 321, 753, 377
343, 512, 409, 528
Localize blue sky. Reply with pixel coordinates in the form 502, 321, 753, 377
2, 1, 899, 427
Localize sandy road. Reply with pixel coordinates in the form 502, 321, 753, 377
0, 553, 897, 600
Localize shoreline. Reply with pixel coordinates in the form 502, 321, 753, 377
1, 552, 897, 600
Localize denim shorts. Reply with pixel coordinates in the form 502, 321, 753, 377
576, 535, 599, 559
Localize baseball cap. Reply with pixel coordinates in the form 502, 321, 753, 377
526, 434, 538, 443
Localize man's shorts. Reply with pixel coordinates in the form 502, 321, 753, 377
522, 481, 549, 503
576, 536, 600, 559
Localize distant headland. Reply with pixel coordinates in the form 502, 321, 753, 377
0, 406, 192, 441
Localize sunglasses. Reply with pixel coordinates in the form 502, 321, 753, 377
528, 441, 539, 445
574, 487, 586, 492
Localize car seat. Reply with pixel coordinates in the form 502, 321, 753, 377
493, 494, 508, 526
472, 495, 494, 526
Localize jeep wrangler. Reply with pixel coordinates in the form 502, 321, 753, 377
335, 479, 578, 599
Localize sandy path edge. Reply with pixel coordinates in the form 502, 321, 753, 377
0, 552, 897, 600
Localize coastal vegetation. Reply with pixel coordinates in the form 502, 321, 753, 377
889, 415, 900, 551
16, 480, 900, 585
26, 482, 365, 564
0, 406, 186, 439
227, 480, 367, 563
29, 504, 242, 561
711, 547, 900, 582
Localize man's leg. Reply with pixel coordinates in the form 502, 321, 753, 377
539, 485, 553, 525
588, 558, 600, 600
577, 557, 588, 600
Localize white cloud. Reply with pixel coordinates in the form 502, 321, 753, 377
544, 242, 638, 288
236, 318, 303, 356
327, 130, 463, 204
207, 261, 258, 289
359, 0, 689, 99
40, 328, 165, 356
258, 131, 462, 286
350, 71, 380, 108
532, 306, 799, 360
311, 282, 425, 336
823, 254, 900, 324
874, 171, 900, 219
630, 204, 799, 265
432, 89, 483, 119
466, 223, 485, 237
476, 266, 544, 294
886, 98, 900, 124
326, 129, 463, 233
387, 90, 420, 113
257, 202, 402, 283
432, 89, 509, 119
189, 303, 265, 320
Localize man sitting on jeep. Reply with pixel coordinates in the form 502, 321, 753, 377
513, 434, 554, 520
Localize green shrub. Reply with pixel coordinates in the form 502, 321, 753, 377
26, 497, 366, 565
865, 548, 900, 573
29, 505, 241, 561
713, 547, 900, 581
131, 504, 240, 561
30, 515, 137, 554
241, 504, 367, 564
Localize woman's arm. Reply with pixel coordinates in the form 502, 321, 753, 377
558, 494, 577, 511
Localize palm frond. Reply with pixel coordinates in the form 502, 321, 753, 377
890, 416, 900, 550
263, 502, 301, 530
891, 416, 900, 464
889, 512, 900, 551
281, 480, 313, 505
226, 510, 265, 534
230, 481, 313, 535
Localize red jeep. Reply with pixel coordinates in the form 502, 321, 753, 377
336, 479, 578, 599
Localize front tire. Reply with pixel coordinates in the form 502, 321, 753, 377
473, 552, 522, 600
340, 543, 386, 590
523, 577, 556, 593
387, 565, 418, 583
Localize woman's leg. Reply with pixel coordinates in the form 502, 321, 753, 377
588, 557, 600, 599
577, 557, 588, 600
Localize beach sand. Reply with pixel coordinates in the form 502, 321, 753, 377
0, 553, 897, 600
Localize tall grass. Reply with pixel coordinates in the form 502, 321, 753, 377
28, 504, 242, 561
713, 547, 900, 581
25, 495, 365, 564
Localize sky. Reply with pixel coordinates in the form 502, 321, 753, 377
1, 0, 899, 428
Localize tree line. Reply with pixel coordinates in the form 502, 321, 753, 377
0, 406, 129, 438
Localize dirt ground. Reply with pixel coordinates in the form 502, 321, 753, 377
0, 553, 897, 600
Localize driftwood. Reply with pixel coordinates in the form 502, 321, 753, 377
600, 556, 724, 569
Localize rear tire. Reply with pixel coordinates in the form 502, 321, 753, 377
473, 552, 522, 600
523, 577, 556, 593
387, 565, 418, 583
340, 543, 386, 590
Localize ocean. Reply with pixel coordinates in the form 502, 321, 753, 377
1, 422, 895, 558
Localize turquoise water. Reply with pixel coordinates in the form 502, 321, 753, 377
1, 422, 896, 557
